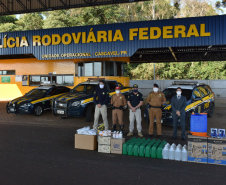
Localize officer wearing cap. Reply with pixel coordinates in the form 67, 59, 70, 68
127, 84, 143, 137
93, 80, 110, 131
147, 83, 166, 138
111, 86, 127, 132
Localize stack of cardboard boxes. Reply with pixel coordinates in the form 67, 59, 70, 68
98, 136, 125, 154
98, 136, 111, 153
188, 135, 226, 165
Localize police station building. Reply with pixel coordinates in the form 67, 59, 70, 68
0, 15, 226, 100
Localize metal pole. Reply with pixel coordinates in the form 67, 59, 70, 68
154, 63, 155, 83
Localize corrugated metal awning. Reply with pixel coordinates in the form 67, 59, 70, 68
0, 0, 145, 16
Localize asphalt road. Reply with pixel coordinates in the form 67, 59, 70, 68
0, 100, 226, 185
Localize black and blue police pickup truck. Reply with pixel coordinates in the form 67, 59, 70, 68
144, 81, 215, 129
6, 86, 71, 116
52, 79, 131, 122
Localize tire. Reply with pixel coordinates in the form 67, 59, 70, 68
185, 113, 191, 130
207, 103, 214, 118
86, 105, 94, 122
34, 105, 43, 116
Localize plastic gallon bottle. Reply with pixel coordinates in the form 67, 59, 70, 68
182, 145, 188, 162
175, 145, 182, 161
169, 144, 176, 160
162, 143, 170, 159
119, 131, 123, 139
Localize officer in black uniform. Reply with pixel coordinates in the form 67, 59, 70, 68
127, 84, 144, 137
93, 80, 110, 130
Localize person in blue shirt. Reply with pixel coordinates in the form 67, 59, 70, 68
127, 84, 144, 137
93, 80, 110, 130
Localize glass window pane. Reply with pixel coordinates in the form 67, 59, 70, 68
63, 76, 74, 86
85, 63, 93, 76
3, 71, 6, 75
56, 76, 63, 85
29, 76, 40, 86
94, 62, 102, 76
0, 71, 2, 75
78, 63, 83, 76
105, 62, 114, 76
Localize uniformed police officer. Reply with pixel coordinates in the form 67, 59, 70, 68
147, 83, 166, 137
111, 86, 127, 132
93, 80, 110, 130
127, 84, 143, 137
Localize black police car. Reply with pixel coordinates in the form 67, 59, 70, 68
6, 86, 71, 116
52, 79, 131, 122
144, 81, 215, 129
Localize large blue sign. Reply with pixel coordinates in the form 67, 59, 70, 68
0, 15, 225, 60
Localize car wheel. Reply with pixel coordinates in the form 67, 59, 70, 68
6, 102, 10, 114
207, 103, 214, 118
185, 113, 191, 130
34, 105, 43, 116
86, 105, 94, 122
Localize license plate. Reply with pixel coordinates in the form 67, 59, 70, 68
10, 108, 14, 112
57, 110, 64, 114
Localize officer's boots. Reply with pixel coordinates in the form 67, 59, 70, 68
111, 125, 117, 132
120, 125, 124, 133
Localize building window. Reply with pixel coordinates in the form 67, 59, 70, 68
78, 63, 84, 76
29, 75, 74, 86
76, 61, 124, 77
0, 70, 15, 75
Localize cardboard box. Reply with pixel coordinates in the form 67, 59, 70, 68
98, 144, 111, 153
187, 135, 208, 163
111, 138, 125, 154
208, 138, 226, 165
74, 134, 97, 150
98, 136, 111, 145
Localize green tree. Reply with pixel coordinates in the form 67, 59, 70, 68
43, 10, 73, 29
16, 13, 44, 31
0, 23, 17, 32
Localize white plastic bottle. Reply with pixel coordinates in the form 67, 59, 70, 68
175, 145, 182, 161
116, 131, 119, 138
169, 144, 176, 160
162, 143, 170, 159
119, 131, 123, 139
182, 145, 188, 162
113, 131, 116, 138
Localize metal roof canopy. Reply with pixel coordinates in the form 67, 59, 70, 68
0, 0, 145, 16
130, 45, 226, 63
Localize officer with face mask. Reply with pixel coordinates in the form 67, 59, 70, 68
111, 86, 127, 132
147, 83, 166, 138
127, 84, 144, 137
93, 80, 110, 131
171, 87, 187, 140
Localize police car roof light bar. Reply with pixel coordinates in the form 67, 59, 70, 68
172, 81, 199, 85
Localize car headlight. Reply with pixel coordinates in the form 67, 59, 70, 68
71, 101, 81, 107
20, 103, 31, 108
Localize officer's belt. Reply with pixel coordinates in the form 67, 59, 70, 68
113, 106, 123, 110
149, 105, 162, 109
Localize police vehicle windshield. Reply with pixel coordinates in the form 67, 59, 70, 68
26, 89, 48, 97
72, 84, 96, 94
163, 88, 192, 101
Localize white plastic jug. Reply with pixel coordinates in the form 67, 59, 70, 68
169, 145, 176, 160
175, 145, 182, 161
182, 146, 188, 162
162, 143, 170, 159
